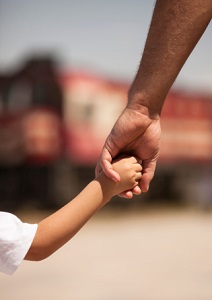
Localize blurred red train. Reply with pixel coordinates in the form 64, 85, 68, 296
60, 72, 212, 165
0, 57, 211, 208
60, 71, 212, 207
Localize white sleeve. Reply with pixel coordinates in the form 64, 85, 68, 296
0, 211, 37, 276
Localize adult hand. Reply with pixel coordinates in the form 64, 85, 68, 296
95, 104, 161, 198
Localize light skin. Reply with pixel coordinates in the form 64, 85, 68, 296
24, 156, 142, 261
96, 0, 212, 197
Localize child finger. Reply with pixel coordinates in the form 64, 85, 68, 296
134, 163, 142, 172
135, 172, 142, 180
129, 156, 140, 163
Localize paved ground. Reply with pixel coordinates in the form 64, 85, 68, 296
1, 207, 212, 300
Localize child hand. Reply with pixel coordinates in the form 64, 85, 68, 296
111, 156, 142, 197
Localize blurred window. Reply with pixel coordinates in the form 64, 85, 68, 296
0, 94, 3, 113
83, 101, 95, 121
8, 82, 32, 112
32, 83, 46, 105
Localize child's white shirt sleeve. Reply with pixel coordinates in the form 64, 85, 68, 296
0, 211, 37, 275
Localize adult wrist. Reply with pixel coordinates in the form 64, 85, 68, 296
127, 93, 161, 121
128, 81, 165, 119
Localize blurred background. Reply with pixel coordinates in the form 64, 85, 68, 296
0, 1, 212, 299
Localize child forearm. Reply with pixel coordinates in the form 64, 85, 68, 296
24, 156, 141, 261
24, 177, 111, 261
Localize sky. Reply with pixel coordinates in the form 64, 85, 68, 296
0, 0, 212, 93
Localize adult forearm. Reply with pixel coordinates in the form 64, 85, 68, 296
129, 0, 212, 116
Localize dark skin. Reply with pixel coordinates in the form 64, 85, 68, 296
96, 0, 212, 197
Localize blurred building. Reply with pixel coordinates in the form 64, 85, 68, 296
0, 56, 211, 209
